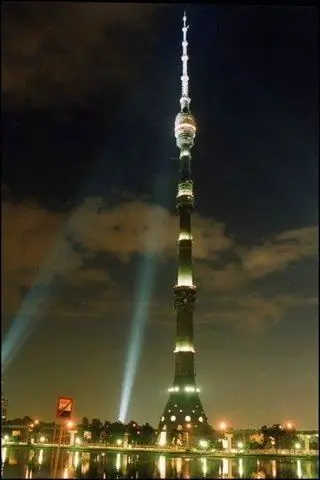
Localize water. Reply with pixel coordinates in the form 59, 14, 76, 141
1, 446, 319, 479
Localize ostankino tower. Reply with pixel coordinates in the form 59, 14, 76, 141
158, 13, 208, 446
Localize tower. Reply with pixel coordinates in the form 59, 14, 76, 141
158, 13, 208, 445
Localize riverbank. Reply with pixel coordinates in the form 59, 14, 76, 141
2, 441, 318, 459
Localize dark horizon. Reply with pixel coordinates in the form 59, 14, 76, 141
2, 4, 318, 429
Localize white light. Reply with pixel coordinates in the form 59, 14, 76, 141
237, 442, 243, 449
295, 443, 301, 449
74, 451, 80, 469
296, 460, 302, 479
201, 457, 207, 476
116, 453, 121, 471
177, 183, 193, 197
1, 447, 7, 463
180, 149, 190, 157
184, 386, 196, 393
75, 437, 82, 445
38, 449, 43, 465
199, 416, 204, 422
158, 455, 166, 479
116, 439, 122, 446
196, 388, 200, 392
238, 458, 244, 478
170, 416, 176, 422
178, 232, 193, 241
175, 386, 179, 392
161, 416, 165, 421
158, 430, 167, 447
40, 436, 45, 443
174, 344, 195, 353
185, 416, 191, 422
199, 439, 208, 448
177, 273, 193, 287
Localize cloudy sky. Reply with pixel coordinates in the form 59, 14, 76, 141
2, 3, 318, 429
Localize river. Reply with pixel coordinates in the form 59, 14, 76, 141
1, 446, 318, 478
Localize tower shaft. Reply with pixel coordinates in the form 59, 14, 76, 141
158, 13, 208, 445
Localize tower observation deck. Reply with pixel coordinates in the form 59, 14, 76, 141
158, 13, 208, 446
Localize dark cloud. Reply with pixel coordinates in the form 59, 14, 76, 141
1, 2, 163, 108
2, 195, 318, 334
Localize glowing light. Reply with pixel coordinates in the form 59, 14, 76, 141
186, 423, 191, 428
201, 457, 208, 477
158, 455, 166, 479
174, 343, 195, 353
170, 415, 176, 422
286, 421, 294, 430
116, 453, 121, 471
3, 435, 9, 442
119, 249, 158, 422
116, 439, 123, 446
74, 451, 79, 469
177, 183, 193, 198
66, 421, 73, 429
199, 440, 208, 449
199, 416, 204, 422
161, 416, 165, 421
271, 460, 277, 478
295, 443, 301, 449
178, 232, 193, 241
185, 416, 191, 421
184, 386, 196, 392
296, 460, 302, 479
39, 436, 45, 443
2, 447, 7, 463
75, 437, 82, 445
180, 149, 190, 157
237, 442, 243, 449
219, 421, 227, 431
158, 431, 167, 447
38, 449, 43, 465
168, 386, 180, 392
177, 272, 193, 286
238, 458, 244, 478
222, 458, 229, 477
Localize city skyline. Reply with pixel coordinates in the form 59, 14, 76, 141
2, 4, 318, 428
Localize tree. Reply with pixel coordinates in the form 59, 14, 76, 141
126, 420, 138, 445
89, 418, 102, 443
108, 421, 126, 444
260, 424, 298, 451
137, 423, 156, 445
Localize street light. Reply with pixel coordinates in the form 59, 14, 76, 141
199, 439, 209, 449
237, 442, 244, 449
116, 439, 122, 446
295, 443, 301, 450
286, 422, 294, 430
219, 421, 227, 431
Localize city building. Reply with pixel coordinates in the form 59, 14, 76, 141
1, 380, 7, 423
158, 14, 208, 446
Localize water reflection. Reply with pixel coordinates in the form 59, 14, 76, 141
1, 447, 319, 479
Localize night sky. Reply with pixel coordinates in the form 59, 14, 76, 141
2, 3, 318, 429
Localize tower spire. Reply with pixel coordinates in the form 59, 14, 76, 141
180, 12, 191, 112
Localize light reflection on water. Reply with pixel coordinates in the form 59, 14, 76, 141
1, 447, 319, 479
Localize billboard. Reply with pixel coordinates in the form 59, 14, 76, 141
56, 396, 73, 419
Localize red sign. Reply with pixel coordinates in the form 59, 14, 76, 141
56, 397, 73, 419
